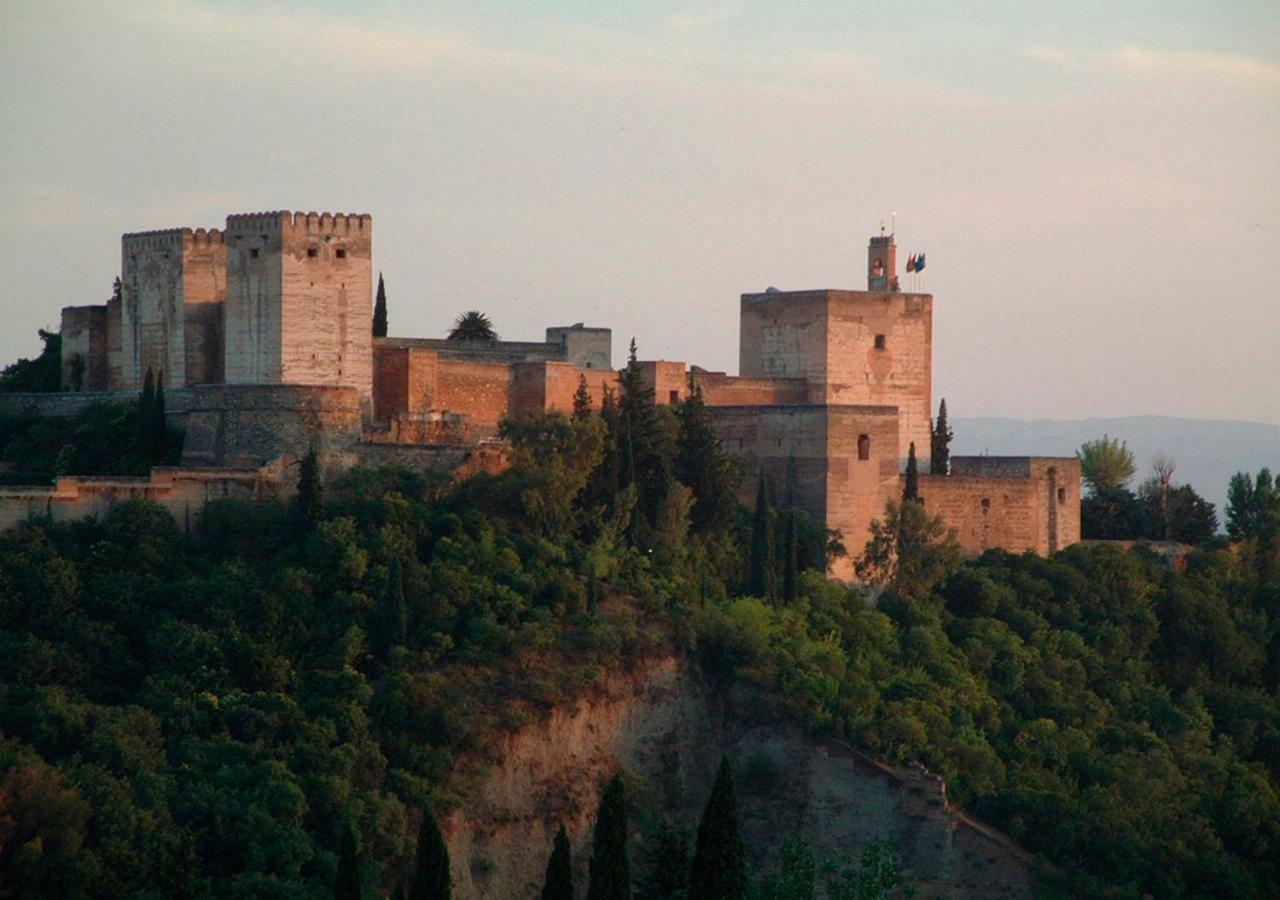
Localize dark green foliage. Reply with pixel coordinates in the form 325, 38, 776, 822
826, 839, 908, 900
574, 374, 593, 420
410, 804, 451, 900
541, 823, 574, 900
374, 273, 389, 337
929, 398, 952, 475
780, 512, 798, 604
675, 383, 740, 535
746, 476, 775, 600
616, 339, 674, 542
381, 557, 408, 653
588, 774, 631, 900
1227, 468, 1279, 543
0, 399, 181, 484
636, 820, 690, 900
447, 311, 497, 341
337, 821, 363, 900
296, 447, 324, 530
1081, 485, 1143, 539
1077, 434, 1137, 494
0, 329, 61, 392
856, 499, 962, 598
688, 756, 747, 900
903, 442, 919, 502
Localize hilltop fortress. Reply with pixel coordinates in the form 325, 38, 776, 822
6, 210, 1079, 577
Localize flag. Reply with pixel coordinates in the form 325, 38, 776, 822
915, 252, 926, 272
906, 254, 916, 273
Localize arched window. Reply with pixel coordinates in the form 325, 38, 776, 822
857, 434, 870, 460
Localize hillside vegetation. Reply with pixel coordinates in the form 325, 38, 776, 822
0, 364, 1277, 897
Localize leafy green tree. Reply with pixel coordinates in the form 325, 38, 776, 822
0, 328, 61, 392
675, 383, 740, 535
1081, 485, 1142, 539
1137, 477, 1217, 544
373, 273, 388, 337
296, 448, 325, 531
688, 756, 747, 900
588, 774, 631, 900
930, 399, 952, 475
616, 339, 671, 539
747, 476, 776, 600
541, 823, 574, 900
409, 804, 451, 900
754, 838, 815, 900
1227, 468, 1279, 542
856, 500, 961, 598
903, 442, 919, 502
1077, 435, 1137, 494
826, 839, 909, 900
447, 311, 497, 341
336, 821, 363, 900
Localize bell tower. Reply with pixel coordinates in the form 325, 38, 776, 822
867, 229, 897, 292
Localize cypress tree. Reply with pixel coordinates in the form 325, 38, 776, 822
135, 368, 156, 467
152, 369, 167, 463
781, 512, 799, 603
541, 823, 574, 900
587, 773, 631, 900
930, 398, 953, 475
409, 804, 451, 900
381, 558, 407, 653
904, 442, 919, 502
573, 374, 593, 420
688, 757, 747, 900
747, 475, 775, 600
336, 821, 363, 900
373, 273, 389, 337
675, 383, 739, 536
297, 447, 325, 530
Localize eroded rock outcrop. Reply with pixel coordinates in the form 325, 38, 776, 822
444, 656, 1043, 898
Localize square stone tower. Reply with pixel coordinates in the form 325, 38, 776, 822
119, 227, 226, 389
223, 211, 373, 403
739, 287, 932, 469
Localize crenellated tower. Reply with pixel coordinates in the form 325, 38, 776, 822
223, 211, 373, 404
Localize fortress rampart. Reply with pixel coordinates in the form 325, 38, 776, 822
21, 218, 1080, 571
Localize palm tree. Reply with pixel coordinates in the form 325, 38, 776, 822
447, 311, 497, 341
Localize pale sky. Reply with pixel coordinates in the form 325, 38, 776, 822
2, 1, 1278, 425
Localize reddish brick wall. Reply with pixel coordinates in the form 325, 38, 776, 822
694, 372, 808, 406
636, 361, 689, 406
826, 407, 901, 578
435, 359, 513, 439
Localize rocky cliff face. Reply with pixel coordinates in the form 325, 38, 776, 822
444, 656, 1043, 898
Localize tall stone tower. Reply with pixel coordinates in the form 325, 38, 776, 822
120, 227, 226, 389
222, 211, 373, 403
739, 233, 932, 469
867, 230, 897, 291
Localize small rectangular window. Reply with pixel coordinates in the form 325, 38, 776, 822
307, 247, 318, 258
336, 248, 347, 259
250, 248, 259, 259
874, 334, 886, 350
669, 390, 679, 404
1057, 487, 1066, 503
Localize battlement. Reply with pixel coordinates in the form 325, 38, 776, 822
122, 227, 225, 253
869, 234, 894, 246
187, 227, 225, 248
223, 210, 372, 236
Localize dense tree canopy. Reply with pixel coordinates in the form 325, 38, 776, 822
0, 379, 1275, 898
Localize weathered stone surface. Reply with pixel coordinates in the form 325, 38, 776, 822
445, 656, 1043, 899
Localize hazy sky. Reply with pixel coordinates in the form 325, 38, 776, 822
3, 1, 1277, 425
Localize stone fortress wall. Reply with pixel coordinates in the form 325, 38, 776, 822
0, 211, 1079, 571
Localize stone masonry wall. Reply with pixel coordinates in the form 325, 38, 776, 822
59, 305, 110, 391
915, 457, 1081, 556
0, 466, 280, 535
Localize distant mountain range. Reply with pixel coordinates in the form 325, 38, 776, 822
954, 416, 1280, 525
